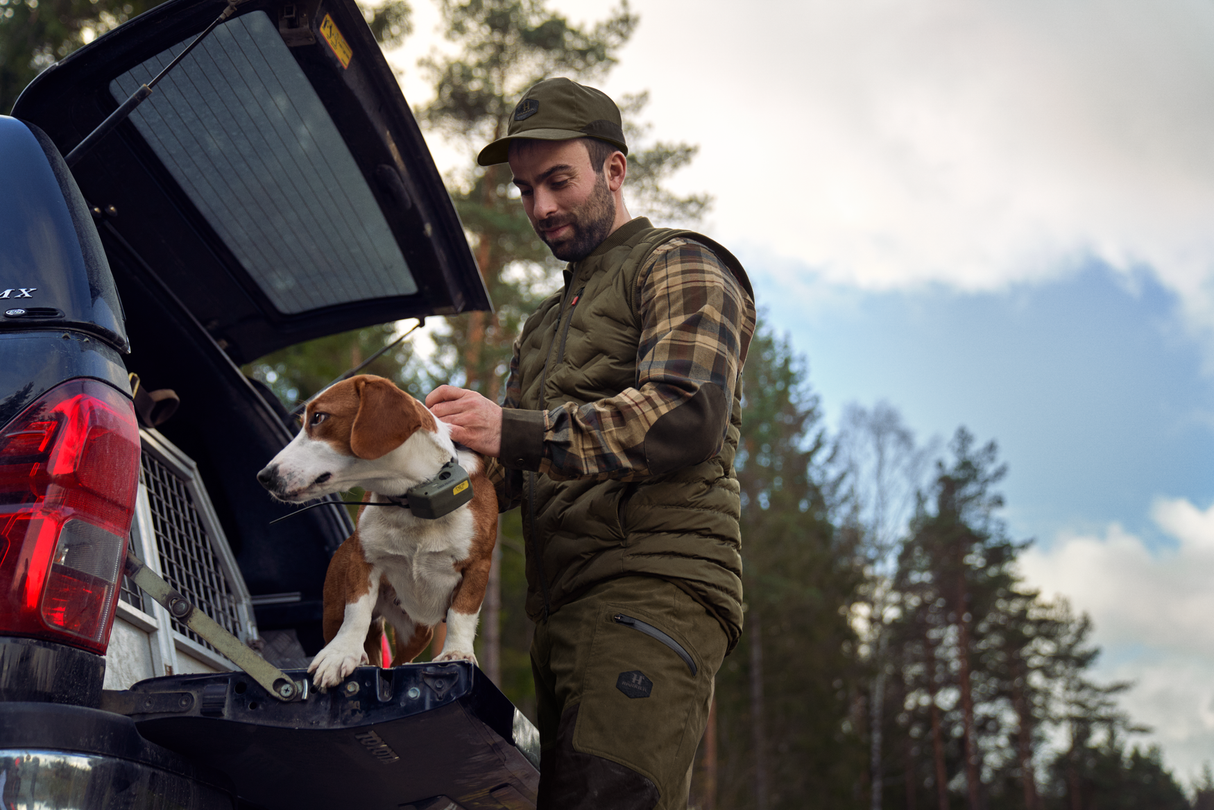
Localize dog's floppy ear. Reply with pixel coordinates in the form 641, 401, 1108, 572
350, 376, 431, 460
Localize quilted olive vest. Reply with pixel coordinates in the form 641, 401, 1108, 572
514, 218, 752, 651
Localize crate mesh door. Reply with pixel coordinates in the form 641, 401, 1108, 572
138, 448, 242, 650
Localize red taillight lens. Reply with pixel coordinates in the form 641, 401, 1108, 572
0, 379, 140, 654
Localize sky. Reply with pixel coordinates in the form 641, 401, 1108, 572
390, 0, 1214, 785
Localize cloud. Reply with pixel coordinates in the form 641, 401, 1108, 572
399, 0, 1214, 356
1020, 497, 1214, 782
586, 0, 1214, 353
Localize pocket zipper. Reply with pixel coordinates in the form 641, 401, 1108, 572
613, 614, 697, 676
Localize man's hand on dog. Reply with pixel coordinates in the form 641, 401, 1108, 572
426, 385, 503, 458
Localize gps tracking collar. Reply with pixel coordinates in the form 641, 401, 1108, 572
398, 458, 474, 519
269, 458, 474, 525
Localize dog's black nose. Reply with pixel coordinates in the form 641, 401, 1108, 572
257, 465, 278, 489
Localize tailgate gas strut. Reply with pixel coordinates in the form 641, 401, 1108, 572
123, 550, 309, 702
287, 318, 425, 419
64, 0, 240, 169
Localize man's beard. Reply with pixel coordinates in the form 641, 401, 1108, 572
534, 172, 616, 262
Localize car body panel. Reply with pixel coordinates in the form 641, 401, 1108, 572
0, 332, 130, 433
0, 117, 128, 353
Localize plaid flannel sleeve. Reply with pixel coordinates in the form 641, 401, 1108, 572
499, 237, 755, 483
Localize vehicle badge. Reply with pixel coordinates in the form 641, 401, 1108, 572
514, 98, 539, 122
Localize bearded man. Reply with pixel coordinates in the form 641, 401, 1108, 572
426, 77, 757, 810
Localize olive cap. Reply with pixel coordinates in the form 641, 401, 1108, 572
477, 77, 628, 166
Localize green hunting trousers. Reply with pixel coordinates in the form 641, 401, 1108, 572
530, 576, 729, 810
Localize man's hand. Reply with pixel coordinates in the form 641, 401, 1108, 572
425, 385, 503, 458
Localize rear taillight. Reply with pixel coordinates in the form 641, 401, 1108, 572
0, 379, 140, 654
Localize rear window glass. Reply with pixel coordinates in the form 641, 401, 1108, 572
109, 11, 418, 315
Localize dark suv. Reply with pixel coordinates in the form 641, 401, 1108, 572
0, 0, 538, 806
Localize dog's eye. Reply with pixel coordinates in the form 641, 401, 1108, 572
310, 412, 328, 426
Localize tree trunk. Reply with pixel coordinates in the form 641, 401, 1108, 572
1011, 661, 1038, 810
905, 736, 918, 810
750, 608, 770, 810
1067, 745, 1082, 810
956, 610, 981, 810
464, 162, 501, 392
925, 638, 949, 810
871, 628, 888, 810
929, 697, 948, 810
484, 517, 503, 684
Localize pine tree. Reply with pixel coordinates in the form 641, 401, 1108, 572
1039, 600, 1144, 810
984, 588, 1051, 810
713, 323, 866, 810
893, 427, 1028, 810
1192, 763, 1214, 810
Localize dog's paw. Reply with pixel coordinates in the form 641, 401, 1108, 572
308, 645, 368, 690
433, 649, 478, 666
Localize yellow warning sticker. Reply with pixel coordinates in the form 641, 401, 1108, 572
453, 481, 469, 496
319, 14, 352, 69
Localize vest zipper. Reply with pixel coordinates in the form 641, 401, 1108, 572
613, 614, 698, 676
530, 267, 584, 622
556, 286, 584, 360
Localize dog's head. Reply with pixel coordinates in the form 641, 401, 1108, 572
257, 374, 439, 503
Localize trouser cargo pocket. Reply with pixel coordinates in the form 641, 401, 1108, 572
531, 576, 728, 810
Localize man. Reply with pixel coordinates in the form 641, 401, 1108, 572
426, 77, 756, 810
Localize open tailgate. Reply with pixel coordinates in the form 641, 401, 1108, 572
107, 662, 539, 810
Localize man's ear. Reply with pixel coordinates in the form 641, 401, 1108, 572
606, 151, 627, 192
350, 376, 429, 460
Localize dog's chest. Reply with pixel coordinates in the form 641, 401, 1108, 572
359, 507, 474, 619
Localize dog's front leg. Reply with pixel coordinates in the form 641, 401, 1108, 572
433, 556, 491, 665
433, 608, 480, 665
309, 570, 381, 690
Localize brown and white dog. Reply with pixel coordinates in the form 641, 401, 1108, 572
256, 374, 497, 690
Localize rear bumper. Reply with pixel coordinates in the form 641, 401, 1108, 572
0, 703, 236, 809
0, 638, 105, 704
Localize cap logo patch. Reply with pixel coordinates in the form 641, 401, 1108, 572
514, 98, 540, 121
